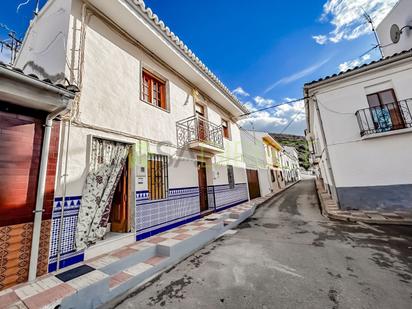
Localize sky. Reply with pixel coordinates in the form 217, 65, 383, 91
0, 0, 399, 135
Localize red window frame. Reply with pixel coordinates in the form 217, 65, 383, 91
141, 70, 167, 110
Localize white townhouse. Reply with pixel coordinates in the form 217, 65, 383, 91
281, 146, 301, 184
240, 130, 287, 199
304, 0, 412, 211
14, 0, 249, 275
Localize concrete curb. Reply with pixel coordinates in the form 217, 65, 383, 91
315, 180, 412, 226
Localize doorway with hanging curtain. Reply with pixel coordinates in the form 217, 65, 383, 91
75, 138, 131, 250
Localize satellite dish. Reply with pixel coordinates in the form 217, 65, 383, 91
390, 24, 401, 44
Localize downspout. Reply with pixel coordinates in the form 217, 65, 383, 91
28, 104, 70, 281
56, 118, 72, 270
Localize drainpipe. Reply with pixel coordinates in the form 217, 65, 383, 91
28, 104, 70, 281
56, 118, 72, 271
313, 96, 338, 203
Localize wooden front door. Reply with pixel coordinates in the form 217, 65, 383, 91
247, 169, 261, 200
110, 160, 129, 233
197, 162, 209, 212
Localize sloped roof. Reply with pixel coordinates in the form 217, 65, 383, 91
0, 60, 79, 94
130, 0, 248, 113
304, 48, 412, 87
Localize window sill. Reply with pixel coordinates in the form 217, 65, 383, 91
140, 99, 170, 113
361, 126, 412, 140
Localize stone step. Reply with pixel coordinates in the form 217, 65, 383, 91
381, 213, 402, 219
157, 222, 221, 258
106, 255, 170, 301
86, 241, 157, 275
327, 207, 339, 211
223, 218, 238, 229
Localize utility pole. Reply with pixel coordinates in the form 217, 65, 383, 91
0, 29, 22, 65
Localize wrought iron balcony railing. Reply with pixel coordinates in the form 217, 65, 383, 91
355, 99, 412, 137
176, 115, 224, 149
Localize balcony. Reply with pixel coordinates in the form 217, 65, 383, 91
176, 115, 224, 153
355, 99, 412, 137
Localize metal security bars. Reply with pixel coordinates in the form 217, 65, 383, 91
176, 115, 224, 149
148, 154, 169, 200
355, 99, 412, 137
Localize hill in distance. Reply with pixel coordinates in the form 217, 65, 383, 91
269, 133, 310, 170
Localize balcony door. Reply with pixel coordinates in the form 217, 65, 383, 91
197, 161, 209, 212
195, 103, 207, 142
367, 89, 404, 131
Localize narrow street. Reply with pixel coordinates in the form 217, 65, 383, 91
113, 178, 412, 309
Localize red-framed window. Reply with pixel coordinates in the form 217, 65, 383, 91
142, 70, 167, 110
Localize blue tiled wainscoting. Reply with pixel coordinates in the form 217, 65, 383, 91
48, 196, 84, 272
136, 187, 201, 240
48, 183, 249, 271
214, 183, 249, 211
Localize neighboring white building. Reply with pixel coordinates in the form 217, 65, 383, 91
15, 0, 249, 273
240, 130, 289, 198
376, 0, 412, 57
305, 2, 412, 211
281, 146, 301, 184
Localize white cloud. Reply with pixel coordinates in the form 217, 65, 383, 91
242, 101, 257, 112
238, 97, 306, 134
254, 96, 275, 107
313, 35, 328, 45
232, 86, 250, 97
314, 0, 398, 44
238, 113, 288, 132
263, 58, 331, 94
274, 99, 305, 118
338, 53, 371, 72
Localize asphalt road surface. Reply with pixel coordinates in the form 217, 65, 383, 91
113, 178, 412, 309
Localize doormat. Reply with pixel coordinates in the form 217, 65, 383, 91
55, 265, 96, 282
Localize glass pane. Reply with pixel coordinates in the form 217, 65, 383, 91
379, 90, 396, 105
367, 94, 380, 107
143, 76, 150, 101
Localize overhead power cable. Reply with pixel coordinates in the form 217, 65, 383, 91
279, 110, 306, 134
237, 96, 309, 118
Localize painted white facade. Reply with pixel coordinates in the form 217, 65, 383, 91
376, 0, 412, 57
305, 50, 412, 210
281, 146, 301, 184
16, 0, 249, 272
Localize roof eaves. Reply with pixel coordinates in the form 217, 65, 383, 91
304, 48, 412, 88
0, 61, 79, 95
130, 0, 248, 114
